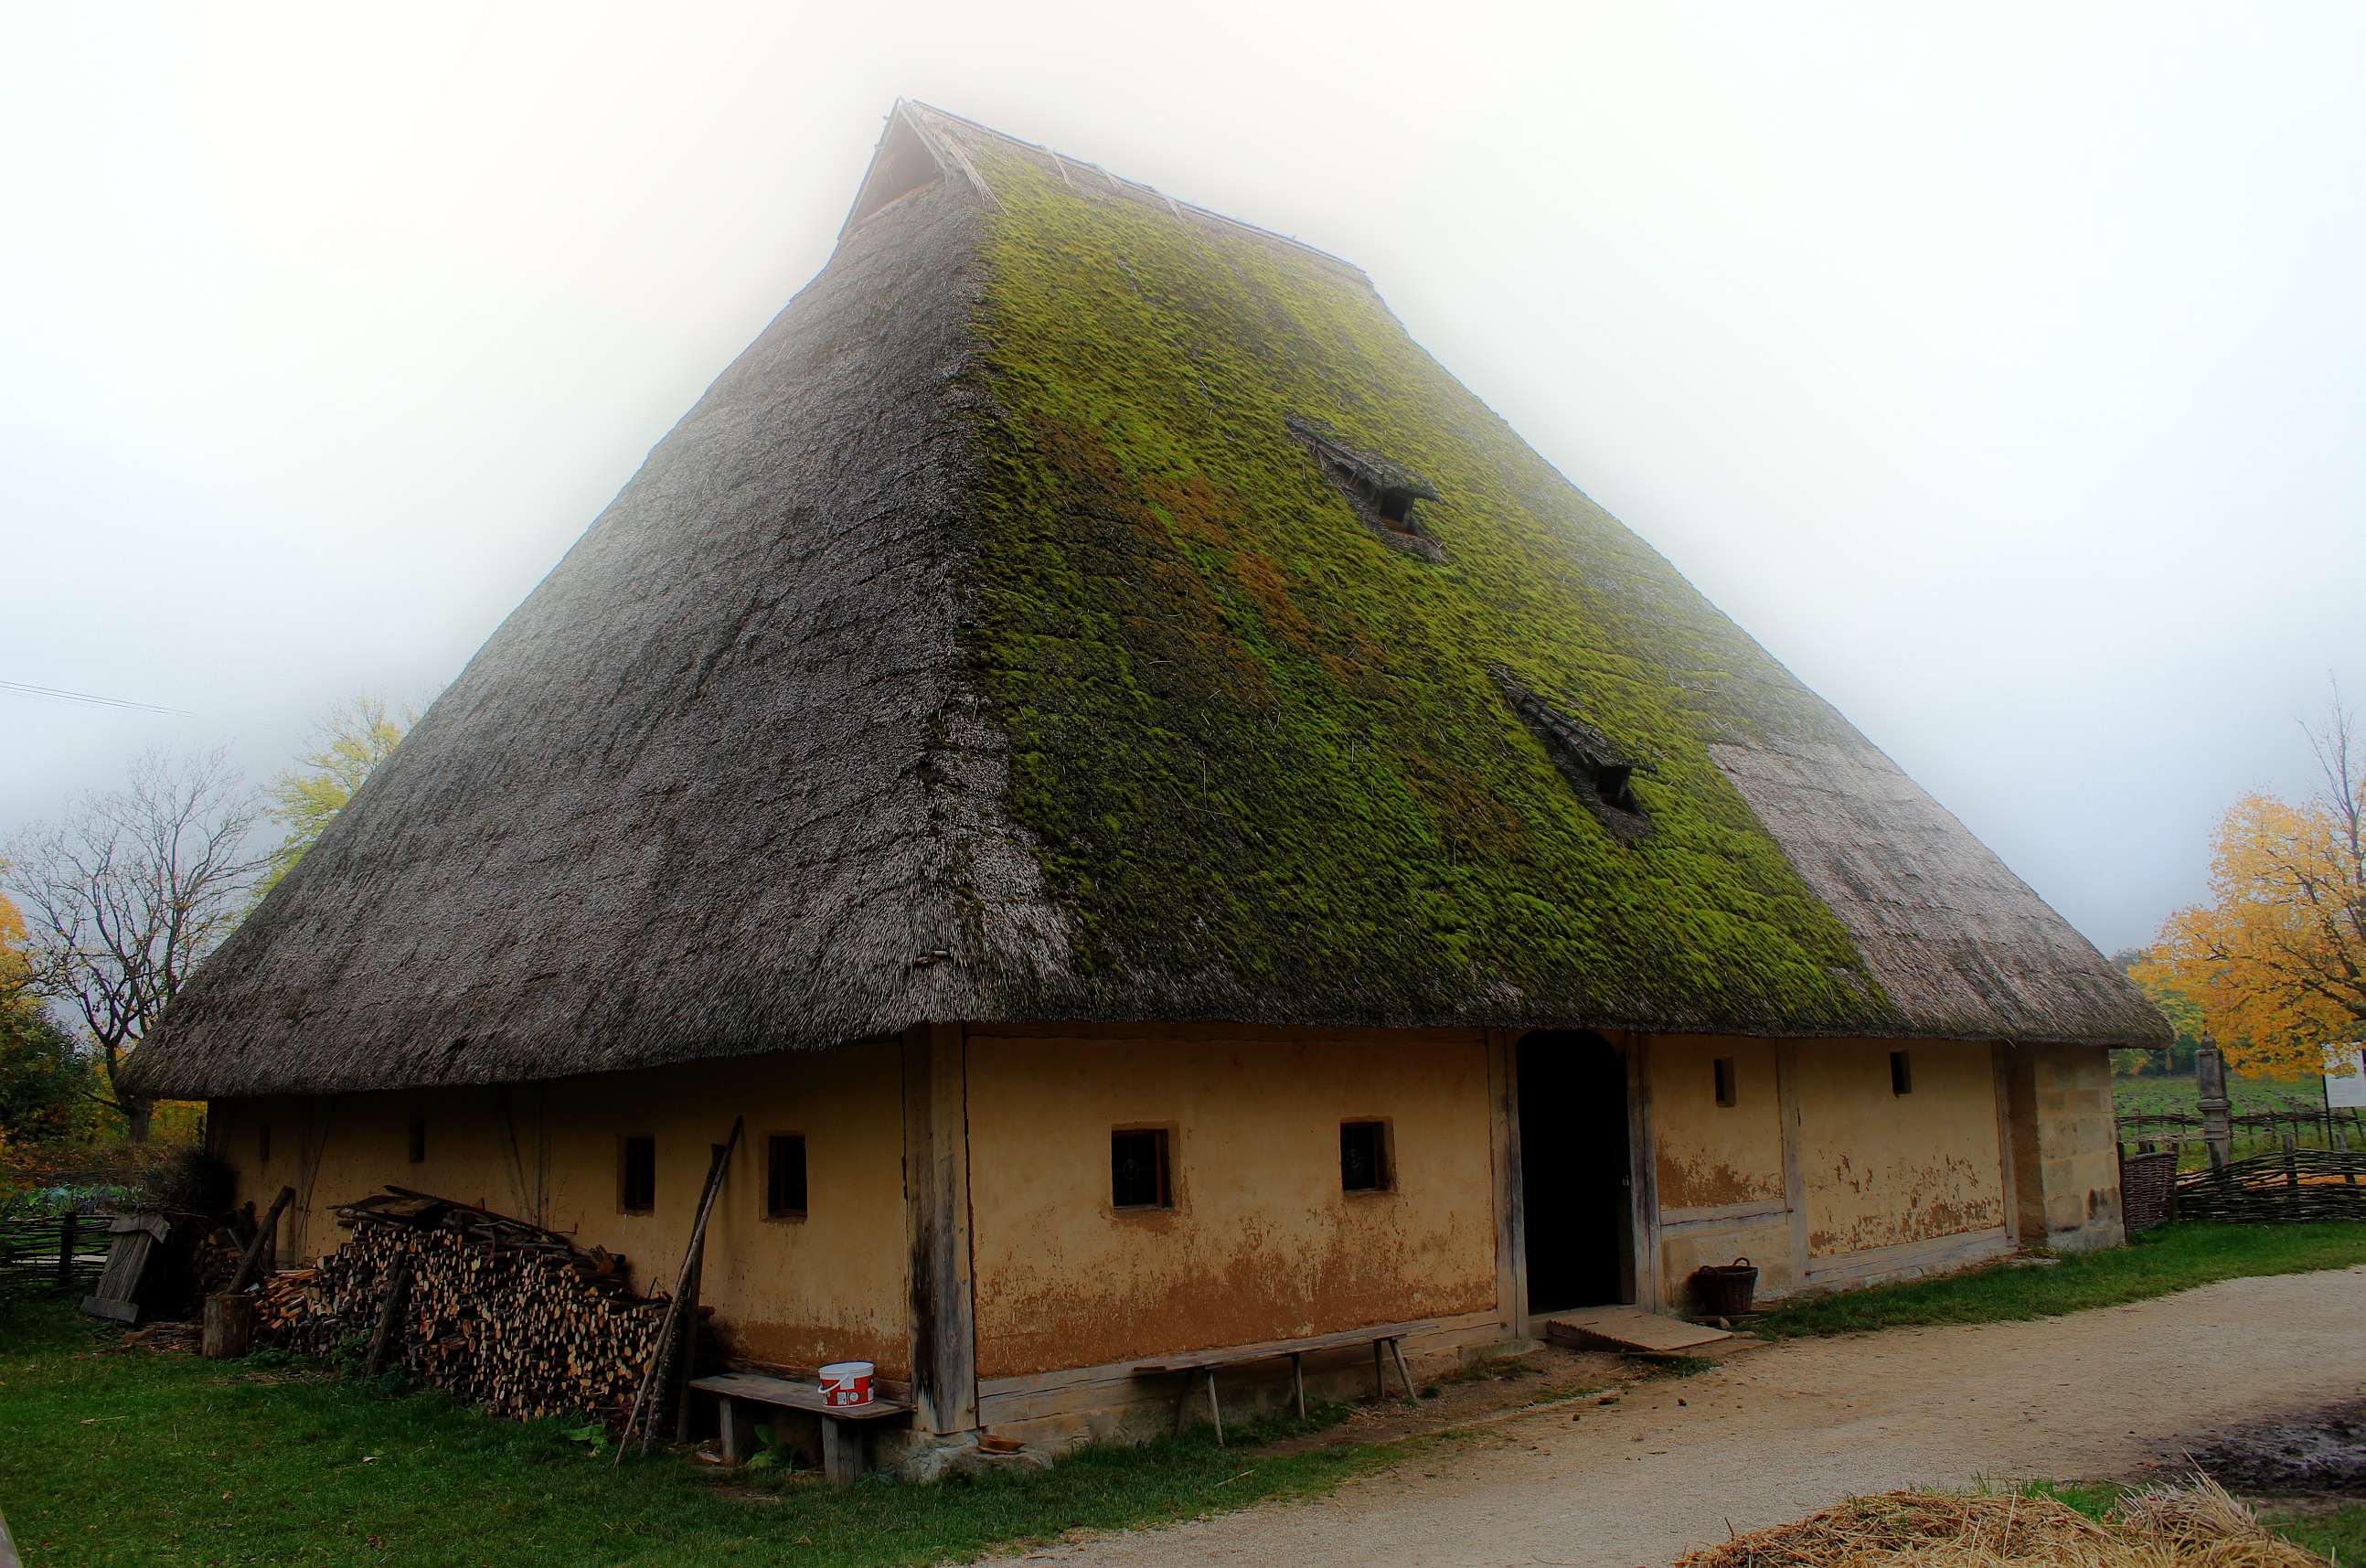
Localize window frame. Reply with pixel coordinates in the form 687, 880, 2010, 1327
764, 1131, 809, 1221
618, 1134, 658, 1215
1109, 1125, 1175, 1213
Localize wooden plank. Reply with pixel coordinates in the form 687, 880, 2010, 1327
820, 1418, 866, 1484
1486, 1028, 1528, 1338
1544, 1307, 1733, 1354
1989, 1043, 2023, 1248
688, 1373, 913, 1422
1776, 1040, 1811, 1278
978, 1313, 1508, 1432
1131, 1320, 1433, 1374
902, 1021, 978, 1435
1625, 1034, 1660, 1311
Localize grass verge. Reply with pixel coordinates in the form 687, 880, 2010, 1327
1751, 1222, 2366, 1339
2022, 1479, 2365, 1563
0, 1301, 1396, 1568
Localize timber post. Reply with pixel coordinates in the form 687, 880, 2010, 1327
902, 1021, 977, 1436
2196, 1040, 2232, 1173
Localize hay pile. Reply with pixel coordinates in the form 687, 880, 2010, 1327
1677, 1477, 2326, 1568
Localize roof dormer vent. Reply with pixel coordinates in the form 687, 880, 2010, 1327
1494, 668, 1653, 840
1287, 416, 1444, 561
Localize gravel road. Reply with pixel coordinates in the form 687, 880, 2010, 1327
996, 1265, 2366, 1568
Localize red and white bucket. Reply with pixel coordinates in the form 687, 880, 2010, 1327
819, 1360, 875, 1408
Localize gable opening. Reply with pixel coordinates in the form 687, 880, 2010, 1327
845, 112, 945, 232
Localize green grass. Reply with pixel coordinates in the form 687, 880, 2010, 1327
1751, 1222, 2366, 1339
2018, 1482, 2361, 1563
2266, 1504, 2366, 1563
0, 1303, 1397, 1568
2111, 1074, 2326, 1118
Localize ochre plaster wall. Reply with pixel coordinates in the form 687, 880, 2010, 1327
2003, 1043, 2124, 1250
1794, 1040, 2005, 1257
211, 1043, 911, 1376
964, 1025, 1498, 1380
1651, 1036, 1785, 1211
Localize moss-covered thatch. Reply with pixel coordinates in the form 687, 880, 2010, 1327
129, 103, 2164, 1100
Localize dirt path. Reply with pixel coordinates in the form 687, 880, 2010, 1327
996, 1266, 2366, 1568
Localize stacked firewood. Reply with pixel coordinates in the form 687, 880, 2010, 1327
257, 1188, 669, 1424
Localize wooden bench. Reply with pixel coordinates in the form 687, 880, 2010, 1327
1134, 1326, 1417, 1446
689, 1372, 912, 1484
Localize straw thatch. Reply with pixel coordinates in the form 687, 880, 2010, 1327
1677, 1477, 2324, 1568
130, 102, 2167, 1100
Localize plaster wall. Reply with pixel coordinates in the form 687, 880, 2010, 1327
2003, 1043, 2125, 1250
211, 1042, 911, 1376
1794, 1040, 2006, 1257
1651, 1036, 1785, 1211
964, 1024, 1498, 1380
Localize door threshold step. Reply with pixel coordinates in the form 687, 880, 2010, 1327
1542, 1307, 1733, 1354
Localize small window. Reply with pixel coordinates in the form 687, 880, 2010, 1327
1340, 1120, 1391, 1193
258, 1123, 272, 1164
766, 1134, 808, 1220
1713, 1057, 1738, 1108
1890, 1051, 1913, 1096
1111, 1128, 1172, 1211
620, 1135, 657, 1214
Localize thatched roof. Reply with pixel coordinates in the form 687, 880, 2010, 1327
132, 102, 2167, 1099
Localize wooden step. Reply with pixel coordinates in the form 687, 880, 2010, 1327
1543, 1307, 1733, 1354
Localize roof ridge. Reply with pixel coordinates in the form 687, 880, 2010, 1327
897, 99, 1371, 279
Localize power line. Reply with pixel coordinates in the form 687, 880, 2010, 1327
0, 679, 192, 717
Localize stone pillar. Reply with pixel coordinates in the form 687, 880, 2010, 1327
2000, 1044, 2126, 1251
2195, 1039, 2233, 1173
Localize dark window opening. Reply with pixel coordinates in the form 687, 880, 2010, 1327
258, 1123, 272, 1165
1890, 1051, 1913, 1096
1378, 488, 1416, 531
620, 1136, 657, 1214
1340, 1120, 1391, 1192
1111, 1128, 1172, 1211
407, 1115, 426, 1164
1713, 1057, 1738, 1108
766, 1134, 809, 1220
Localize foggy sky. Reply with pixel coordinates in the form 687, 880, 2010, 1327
5, 2, 2361, 955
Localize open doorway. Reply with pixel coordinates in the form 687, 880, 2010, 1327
1517, 1030, 1634, 1312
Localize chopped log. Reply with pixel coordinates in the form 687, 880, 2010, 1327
364, 1252, 413, 1376
202, 1293, 255, 1360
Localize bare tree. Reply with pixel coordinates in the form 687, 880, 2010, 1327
6, 749, 267, 1142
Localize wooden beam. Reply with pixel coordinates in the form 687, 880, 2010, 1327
1485, 1029, 1528, 1337
1990, 1042, 2022, 1249
1776, 1042, 1811, 1279
1625, 1035, 1659, 1311
902, 1022, 978, 1435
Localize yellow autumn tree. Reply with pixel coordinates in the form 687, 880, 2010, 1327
2139, 691, 2366, 1077
257, 695, 415, 901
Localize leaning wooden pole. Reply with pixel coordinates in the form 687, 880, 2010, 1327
228, 1187, 297, 1295
617, 1115, 741, 1460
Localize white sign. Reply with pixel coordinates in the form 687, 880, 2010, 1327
2327, 1045, 2366, 1110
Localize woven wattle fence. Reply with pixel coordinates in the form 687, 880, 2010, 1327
2173, 1147, 2366, 1223
2119, 1149, 2179, 1233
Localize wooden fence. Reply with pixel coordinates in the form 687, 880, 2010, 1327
2172, 1146, 2366, 1224
0, 1212, 106, 1298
